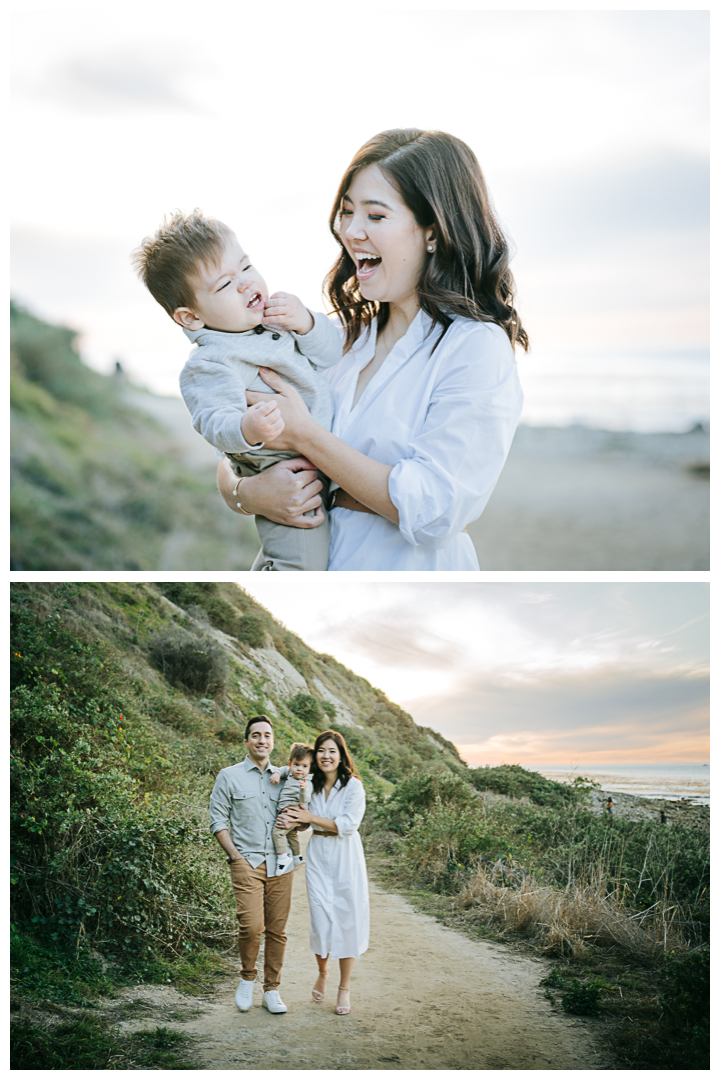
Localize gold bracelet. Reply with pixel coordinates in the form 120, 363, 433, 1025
232, 476, 254, 516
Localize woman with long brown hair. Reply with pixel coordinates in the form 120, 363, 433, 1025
218, 128, 526, 569
276, 730, 369, 1015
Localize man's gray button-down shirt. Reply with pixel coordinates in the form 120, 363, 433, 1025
209, 756, 284, 873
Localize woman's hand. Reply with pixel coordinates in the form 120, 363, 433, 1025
216, 456, 325, 527
276, 805, 311, 830
245, 368, 316, 451
246, 372, 399, 523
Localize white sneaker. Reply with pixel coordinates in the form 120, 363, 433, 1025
235, 978, 255, 1012
263, 989, 287, 1014
293, 854, 305, 868
275, 855, 294, 876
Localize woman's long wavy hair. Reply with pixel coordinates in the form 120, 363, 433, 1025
311, 730, 360, 793
324, 128, 529, 355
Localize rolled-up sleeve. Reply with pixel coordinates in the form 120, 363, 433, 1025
333, 779, 366, 838
387, 323, 523, 549
209, 772, 232, 836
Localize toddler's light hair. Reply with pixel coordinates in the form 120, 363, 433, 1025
132, 209, 234, 318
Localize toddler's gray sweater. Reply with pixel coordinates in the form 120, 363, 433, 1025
180, 312, 342, 463
275, 767, 313, 815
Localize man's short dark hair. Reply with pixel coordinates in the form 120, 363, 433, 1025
244, 715, 274, 741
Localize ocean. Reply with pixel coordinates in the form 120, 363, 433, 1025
534, 763, 709, 805
516, 349, 709, 433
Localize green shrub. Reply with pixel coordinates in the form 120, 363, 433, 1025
288, 692, 325, 726
663, 948, 709, 1027
542, 970, 605, 1015
540, 967, 566, 989
13, 760, 225, 965
149, 627, 228, 696
11, 923, 115, 1005
467, 763, 590, 807
374, 769, 479, 834
235, 614, 268, 648
401, 801, 493, 883
561, 977, 605, 1015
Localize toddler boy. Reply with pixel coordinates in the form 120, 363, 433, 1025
133, 210, 342, 571
269, 743, 314, 874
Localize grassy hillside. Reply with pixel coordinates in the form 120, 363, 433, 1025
10, 302, 259, 569
10, 582, 465, 997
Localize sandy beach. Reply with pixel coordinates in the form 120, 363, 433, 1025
468, 423, 709, 570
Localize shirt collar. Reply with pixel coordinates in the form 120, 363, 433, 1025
408, 307, 442, 349
182, 325, 292, 353
355, 307, 439, 361
241, 755, 278, 774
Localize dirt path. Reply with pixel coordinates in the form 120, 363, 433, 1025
115, 864, 610, 1070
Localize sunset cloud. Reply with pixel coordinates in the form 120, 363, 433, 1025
238, 582, 709, 766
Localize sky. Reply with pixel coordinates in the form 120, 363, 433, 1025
9, 6, 709, 427
234, 580, 709, 767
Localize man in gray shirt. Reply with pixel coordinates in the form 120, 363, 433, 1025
209, 715, 294, 1014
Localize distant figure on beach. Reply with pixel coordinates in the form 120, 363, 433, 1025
215, 128, 527, 570
605, 796, 614, 815
659, 809, 667, 824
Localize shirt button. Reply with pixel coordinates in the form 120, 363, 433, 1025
272, 333, 280, 340
254, 326, 265, 335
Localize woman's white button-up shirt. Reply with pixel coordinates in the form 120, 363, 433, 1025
325, 310, 523, 570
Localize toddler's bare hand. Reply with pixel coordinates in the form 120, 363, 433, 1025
241, 401, 285, 446
270, 772, 281, 785
262, 292, 313, 335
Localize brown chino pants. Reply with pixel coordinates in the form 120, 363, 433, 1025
229, 857, 293, 991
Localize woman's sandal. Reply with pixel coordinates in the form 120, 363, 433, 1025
312, 971, 328, 1002
335, 986, 351, 1015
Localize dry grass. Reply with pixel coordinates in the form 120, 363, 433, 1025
459, 862, 688, 960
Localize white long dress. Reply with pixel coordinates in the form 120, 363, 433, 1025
305, 777, 369, 960
324, 309, 523, 570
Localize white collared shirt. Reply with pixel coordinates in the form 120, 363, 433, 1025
305, 777, 369, 959
325, 310, 523, 570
